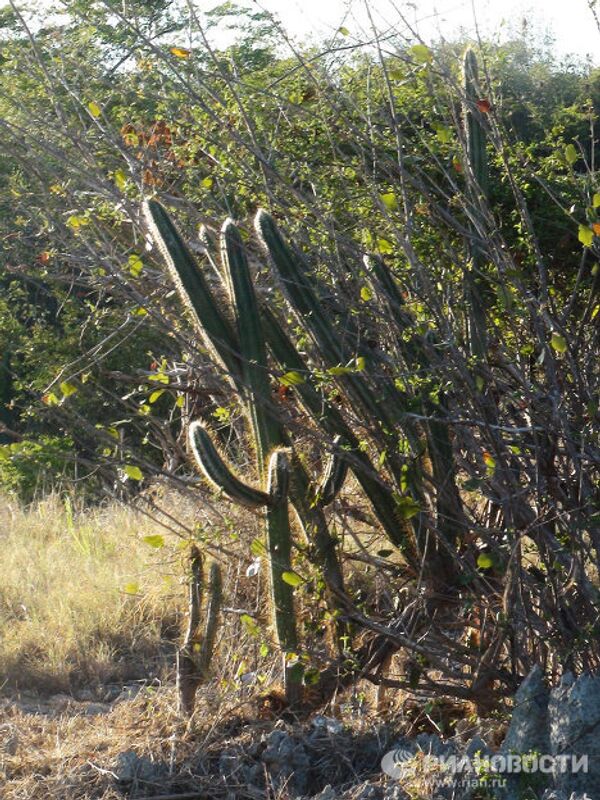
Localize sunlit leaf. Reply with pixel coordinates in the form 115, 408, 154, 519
279, 370, 305, 387
565, 143, 578, 165
550, 332, 567, 353
128, 253, 143, 277
143, 534, 165, 548
477, 553, 493, 570
360, 285, 373, 301
60, 381, 77, 397
170, 46, 190, 59
124, 465, 143, 481
149, 389, 165, 403
380, 191, 397, 211
409, 44, 432, 64
123, 582, 140, 595
240, 613, 260, 636
87, 101, 101, 118
282, 571, 304, 587
578, 225, 593, 247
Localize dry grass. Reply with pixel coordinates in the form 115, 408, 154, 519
0, 493, 184, 694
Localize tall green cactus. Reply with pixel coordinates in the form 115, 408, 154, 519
144, 200, 349, 702
463, 47, 489, 361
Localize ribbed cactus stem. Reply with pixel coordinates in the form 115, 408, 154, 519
143, 200, 242, 382
316, 436, 348, 506
463, 48, 489, 198
198, 560, 223, 679
221, 218, 277, 476
267, 448, 291, 505
463, 48, 489, 362
189, 421, 271, 508
265, 449, 299, 701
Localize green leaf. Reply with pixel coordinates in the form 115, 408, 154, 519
142, 534, 165, 548
377, 238, 393, 254
395, 495, 421, 519
66, 214, 88, 229
565, 143, 578, 165
148, 372, 169, 384
201, 176, 214, 189
550, 332, 567, 353
380, 191, 397, 211
328, 365, 353, 376
279, 370, 305, 386
124, 465, 143, 481
240, 613, 260, 636
410, 44, 432, 64
87, 101, 101, 118
593, 193, 600, 209
579, 225, 594, 247
128, 254, 143, 277
60, 381, 77, 397
282, 570, 304, 587
250, 537, 267, 557
259, 642, 269, 657
149, 389, 165, 404
338, 26, 350, 36
123, 581, 140, 595
355, 356, 366, 371
360, 285, 373, 302
477, 553, 493, 570
114, 168, 127, 190
377, 549, 394, 558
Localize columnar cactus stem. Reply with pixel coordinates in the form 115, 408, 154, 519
177, 545, 223, 716
463, 48, 490, 361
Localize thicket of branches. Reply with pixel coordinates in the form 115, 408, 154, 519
0, 0, 599, 710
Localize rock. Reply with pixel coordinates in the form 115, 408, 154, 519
465, 735, 493, 761
261, 729, 311, 795
77, 688, 95, 702
83, 702, 111, 716
114, 750, 166, 785
311, 715, 344, 734
548, 673, 600, 797
502, 664, 550, 756
353, 784, 383, 800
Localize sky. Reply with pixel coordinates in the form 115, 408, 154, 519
233, 0, 600, 62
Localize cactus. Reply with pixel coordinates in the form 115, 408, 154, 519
190, 421, 299, 701
145, 200, 349, 702
177, 545, 223, 715
463, 47, 490, 361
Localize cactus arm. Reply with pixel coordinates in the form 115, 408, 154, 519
316, 436, 348, 506
256, 211, 421, 456
367, 255, 465, 556
189, 421, 271, 508
143, 200, 243, 384
261, 304, 418, 561
198, 560, 223, 679
221, 218, 280, 475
